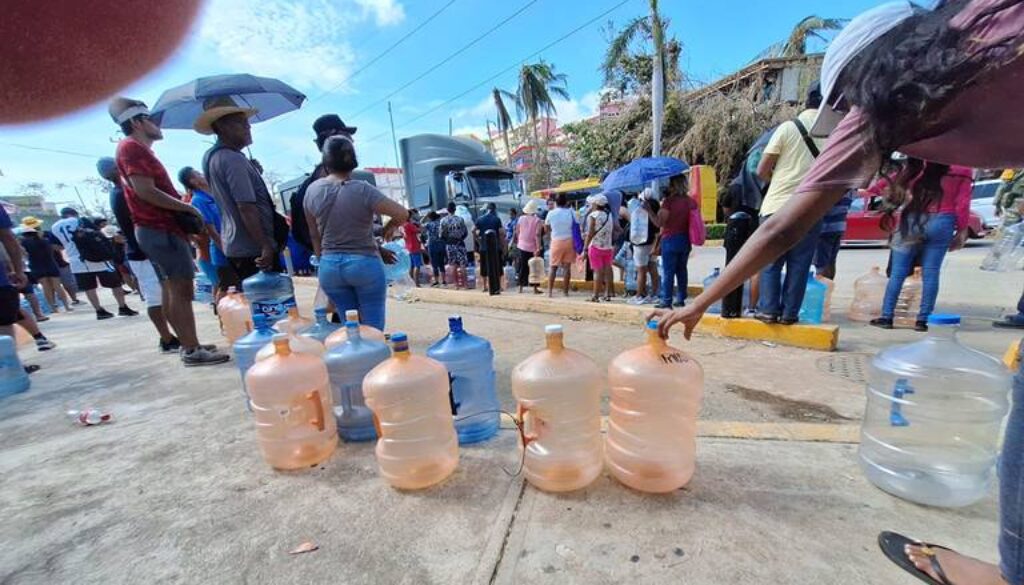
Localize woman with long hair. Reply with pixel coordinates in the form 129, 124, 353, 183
650, 2, 1023, 583
869, 158, 973, 331
422, 211, 446, 287
583, 194, 615, 302
654, 173, 697, 309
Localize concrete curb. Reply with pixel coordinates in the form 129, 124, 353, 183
405, 287, 839, 351
568, 279, 703, 297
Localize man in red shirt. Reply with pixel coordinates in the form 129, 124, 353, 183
109, 97, 229, 367
401, 209, 424, 287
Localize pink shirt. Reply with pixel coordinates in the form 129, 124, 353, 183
865, 165, 973, 230
516, 214, 541, 253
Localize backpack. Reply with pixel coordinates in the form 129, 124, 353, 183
72, 219, 116, 263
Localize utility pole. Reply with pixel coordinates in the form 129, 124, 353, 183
449, 118, 453, 136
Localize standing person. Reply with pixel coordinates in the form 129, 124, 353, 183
871, 160, 973, 331
110, 96, 228, 366
18, 220, 70, 313
0, 208, 56, 359
513, 199, 543, 294
290, 114, 357, 254
813, 190, 854, 280
584, 194, 615, 302
423, 211, 447, 286
655, 174, 697, 309
474, 202, 505, 293
44, 223, 80, 306
50, 207, 137, 320
179, 166, 237, 298
440, 202, 469, 288
304, 135, 408, 331
456, 205, 477, 266
198, 97, 281, 281
400, 209, 424, 287
628, 188, 662, 305
505, 208, 519, 248
994, 168, 1024, 228
102, 155, 178, 352
544, 192, 576, 297
753, 82, 826, 324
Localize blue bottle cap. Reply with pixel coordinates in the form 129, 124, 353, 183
314, 307, 327, 317
927, 314, 961, 325
448, 315, 464, 332
391, 332, 409, 352
646, 320, 658, 330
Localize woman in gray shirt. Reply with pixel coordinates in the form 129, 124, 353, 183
304, 136, 408, 330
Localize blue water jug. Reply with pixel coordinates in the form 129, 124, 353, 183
302, 308, 341, 344
232, 313, 276, 407
466, 264, 477, 289
381, 241, 411, 283
0, 335, 29, 400
323, 319, 390, 441
798, 270, 827, 324
703, 268, 722, 314
194, 272, 214, 304
243, 270, 295, 324
426, 315, 500, 444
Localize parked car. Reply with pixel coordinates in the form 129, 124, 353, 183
843, 191, 989, 245
971, 179, 1000, 230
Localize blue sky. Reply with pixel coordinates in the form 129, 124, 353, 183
0, 0, 885, 210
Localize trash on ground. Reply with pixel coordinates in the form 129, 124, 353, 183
288, 541, 319, 555
67, 409, 112, 426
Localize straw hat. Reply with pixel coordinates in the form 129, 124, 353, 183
20, 216, 43, 230
193, 96, 257, 135
522, 199, 540, 215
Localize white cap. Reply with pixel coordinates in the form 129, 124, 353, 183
544, 324, 563, 335
345, 309, 359, 321
810, 1, 919, 138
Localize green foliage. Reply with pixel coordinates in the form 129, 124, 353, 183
706, 223, 727, 240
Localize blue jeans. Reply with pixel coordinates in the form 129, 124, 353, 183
757, 219, 822, 320
318, 253, 388, 331
197, 259, 218, 289
660, 234, 691, 306
881, 213, 955, 321
1001, 346, 1024, 583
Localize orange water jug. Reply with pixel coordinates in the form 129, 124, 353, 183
325, 309, 386, 348
274, 306, 313, 336
363, 333, 459, 489
894, 267, 923, 327
607, 321, 704, 493
218, 286, 251, 344
511, 325, 603, 492
255, 331, 324, 362
245, 335, 337, 470
849, 266, 888, 322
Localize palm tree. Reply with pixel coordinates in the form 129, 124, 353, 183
755, 16, 846, 60
513, 60, 569, 182
492, 87, 516, 167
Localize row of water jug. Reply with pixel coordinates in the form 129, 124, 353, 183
701, 267, 833, 323
849, 265, 924, 326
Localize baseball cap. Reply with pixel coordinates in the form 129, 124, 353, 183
313, 114, 357, 136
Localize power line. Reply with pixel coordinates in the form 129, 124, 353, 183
0, 141, 100, 159
364, 0, 630, 144
347, 0, 541, 121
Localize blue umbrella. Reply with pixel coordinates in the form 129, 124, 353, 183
151, 73, 305, 129
601, 157, 689, 191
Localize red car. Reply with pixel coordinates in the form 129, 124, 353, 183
843, 191, 989, 245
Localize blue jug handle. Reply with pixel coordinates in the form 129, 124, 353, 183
890, 378, 914, 427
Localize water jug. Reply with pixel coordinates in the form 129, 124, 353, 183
981, 222, 1024, 271
382, 241, 411, 283
466, 264, 478, 290
302, 308, 341, 344
624, 255, 637, 294
313, 285, 330, 312
233, 314, 276, 406
274, 306, 313, 336
194, 272, 213, 304
444, 264, 457, 286
607, 321, 704, 493
859, 314, 1011, 507
324, 319, 390, 441
849, 267, 888, 322
246, 335, 338, 470
511, 325, 603, 492
527, 256, 545, 286
703, 268, 722, 314
418, 268, 432, 286
325, 309, 386, 347
503, 265, 517, 290
217, 287, 252, 344
817, 274, 835, 322
427, 316, 500, 444
798, 269, 827, 324
0, 335, 30, 400
243, 270, 296, 325
894, 267, 923, 327
363, 333, 460, 489
454, 266, 468, 289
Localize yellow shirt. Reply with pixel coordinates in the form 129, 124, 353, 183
759, 109, 825, 216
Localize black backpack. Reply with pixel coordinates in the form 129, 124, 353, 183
72, 219, 115, 263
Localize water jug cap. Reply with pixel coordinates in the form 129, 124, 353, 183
391, 332, 409, 353
271, 333, 291, 355
544, 324, 563, 335
646, 320, 658, 330
314, 307, 327, 317
927, 314, 961, 325
448, 315, 464, 332
345, 309, 359, 322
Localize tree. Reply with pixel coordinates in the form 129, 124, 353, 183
492, 87, 516, 167
512, 60, 569, 189
601, 16, 681, 95
755, 16, 845, 60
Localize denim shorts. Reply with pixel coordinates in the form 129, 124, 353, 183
135, 226, 194, 281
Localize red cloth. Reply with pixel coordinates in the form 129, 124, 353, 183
864, 165, 974, 231
115, 138, 182, 235
660, 195, 694, 238
402, 222, 423, 253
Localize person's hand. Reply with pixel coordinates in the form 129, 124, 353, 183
256, 243, 276, 270
379, 246, 398, 265
646, 302, 706, 340
949, 229, 969, 251
9, 271, 27, 289
535, 250, 542, 258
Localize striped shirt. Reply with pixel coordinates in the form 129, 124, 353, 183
821, 191, 854, 235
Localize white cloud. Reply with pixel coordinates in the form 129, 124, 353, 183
550, 90, 602, 124
452, 125, 489, 140
355, 0, 406, 26
453, 95, 497, 121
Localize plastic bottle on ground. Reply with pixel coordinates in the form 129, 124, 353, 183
427, 315, 500, 444
217, 287, 252, 345
325, 309, 385, 348
859, 314, 1011, 507
243, 270, 296, 325
256, 330, 324, 362
363, 333, 459, 489
798, 269, 827, 324
444, 264, 457, 287
894, 267, 923, 327
324, 318, 390, 441
68, 408, 113, 426
849, 266, 888, 322
817, 273, 835, 322
0, 335, 30, 399
466, 264, 477, 290
503, 264, 517, 290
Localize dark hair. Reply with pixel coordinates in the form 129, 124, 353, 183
446, 202, 456, 214
555, 193, 568, 207
509, 208, 518, 216
805, 81, 822, 109
427, 211, 439, 221
880, 157, 952, 236
322, 135, 358, 173
119, 114, 146, 136
177, 166, 197, 191
485, 202, 497, 212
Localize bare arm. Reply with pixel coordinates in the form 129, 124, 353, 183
374, 197, 409, 241
583, 215, 596, 249
757, 153, 779, 184
0, 230, 26, 288
127, 175, 198, 215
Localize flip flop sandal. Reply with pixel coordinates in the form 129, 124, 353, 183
23, 365, 41, 374
878, 531, 955, 585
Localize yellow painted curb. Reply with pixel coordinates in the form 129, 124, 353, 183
406, 287, 838, 351
1005, 338, 1021, 371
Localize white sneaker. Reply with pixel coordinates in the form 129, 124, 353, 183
643, 296, 658, 305
626, 295, 644, 305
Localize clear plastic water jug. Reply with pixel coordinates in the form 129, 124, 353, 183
323, 319, 390, 441
302, 308, 341, 344
625, 255, 638, 292
798, 269, 827, 324
503, 265, 517, 289
859, 314, 1011, 507
243, 270, 296, 325
194, 272, 213, 304
466, 264, 477, 289
325, 309, 385, 347
607, 321, 704, 493
511, 325, 603, 492
217, 287, 252, 344
0, 335, 30, 400
233, 314, 276, 406
527, 256, 545, 286
817, 274, 835, 322
894, 267, 923, 327
703, 268, 722, 314
981, 222, 1024, 271
849, 267, 888, 322
382, 241, 411, 283
363, 333, 460, 489
274, 306, 313, 336
444, 264, 457, 286
426, 316, 500, 444
246, 335, 338, 470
